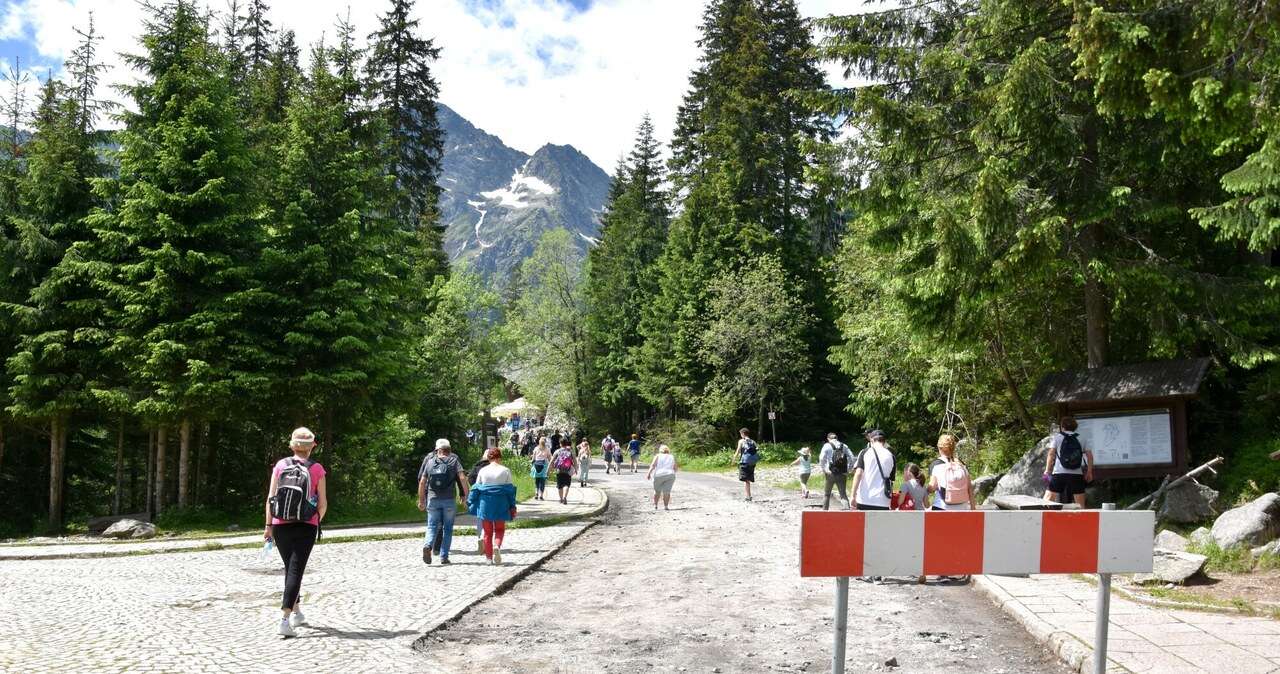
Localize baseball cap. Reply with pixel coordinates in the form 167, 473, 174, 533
435, 438, 451, 450
867, 429, 886, 441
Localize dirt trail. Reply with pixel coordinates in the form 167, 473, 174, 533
415, 462, 1069, 673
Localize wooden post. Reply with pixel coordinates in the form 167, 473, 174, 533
155, 426, 167, 515
177, 419, 191, 508
48, 418, 64, 531
113, 419, 124, 515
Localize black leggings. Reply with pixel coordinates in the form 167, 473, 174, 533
274, 523, 317, 610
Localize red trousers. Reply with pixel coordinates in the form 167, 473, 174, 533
481, 519, 505, 558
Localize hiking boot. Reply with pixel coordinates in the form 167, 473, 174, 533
278, 618, 296, 638
422, 546, 431, 565
440, 557, 451, 565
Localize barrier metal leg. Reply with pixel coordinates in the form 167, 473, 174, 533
833, 576, 849, 674
1094, 503, 1115, 673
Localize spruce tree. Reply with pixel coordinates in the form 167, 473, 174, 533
0, 59, 30, 475
584, 116, 669, 431
88, 0, 259, 511
367, 0, 449, 297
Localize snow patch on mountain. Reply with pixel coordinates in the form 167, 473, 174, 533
480, 170, 558, 208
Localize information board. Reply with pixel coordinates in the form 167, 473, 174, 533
1075, 410, 1173, 467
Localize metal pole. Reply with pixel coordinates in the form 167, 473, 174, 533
833, 576, 849, 674
1094, 503, 1115, 674
770, 413, 777, 445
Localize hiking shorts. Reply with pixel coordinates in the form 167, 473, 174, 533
556, 472, 572, 489
653, 473, 676, 495
738, 464, 756, 483
1049, 473, 1087, 500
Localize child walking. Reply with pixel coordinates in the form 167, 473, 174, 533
790, 447, 812, 498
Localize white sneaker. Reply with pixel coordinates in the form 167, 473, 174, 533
492, 548, 502, 565
278, 618, 296, 638
289, 608, 305, 628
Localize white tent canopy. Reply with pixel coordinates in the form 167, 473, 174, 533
490, 397, 539, 418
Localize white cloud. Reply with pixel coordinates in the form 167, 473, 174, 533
0, 0, 857, 167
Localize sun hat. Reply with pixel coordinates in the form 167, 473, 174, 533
290, 427, 316, 446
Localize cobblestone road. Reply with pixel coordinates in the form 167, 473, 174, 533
0, 521, 590, 673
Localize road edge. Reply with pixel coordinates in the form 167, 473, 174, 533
971, 574, 1132, 674
0, 486, 611, 562
409, 516, 604, 655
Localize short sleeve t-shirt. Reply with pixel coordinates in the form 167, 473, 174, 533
929, 460, 969, 510
418, 453, 464, 500
854, 446, 894, 508
899, 479, 928, 510
1050, 432, 1087, 475
628, 439, 641, 455
271, 458, 326, 526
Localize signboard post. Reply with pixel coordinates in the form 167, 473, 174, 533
801, 509, 1153, 673
767, 410, 777, 444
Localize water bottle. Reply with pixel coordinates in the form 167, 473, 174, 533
258, 538, 274, 563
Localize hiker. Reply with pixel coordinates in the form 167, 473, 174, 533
553, 439, 577, 504
927, 433, 974, 511
732, 428, 760, 501
468, 448, 517, 565
466, 452, 490, 554
627, 433, 642, 473
265, 427, 327, 638
851, 429, 895, 511
646, 444, 678, 510
601, 434, 617, 474
1043, 416, 1094, 507
819, 433, 855, 510
417, 438, 469, 566
531, 441, 551, 500
577, 437, 592, 487
790, 447, 813, 498
551, 430, 562, 455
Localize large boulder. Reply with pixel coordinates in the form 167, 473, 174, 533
1210, 492, 1280, 549
87, 512, 149, 535
1252, 540, 1280, 558
972, 474, 1001, 503
1154, 530, 1189, 552
101, 519, 157, 540
1156, 479, 1219, 525
1134, 549, 1208, 585
990, 436, 1051, 499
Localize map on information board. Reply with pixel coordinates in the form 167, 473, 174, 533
1075, 410, 1173, 467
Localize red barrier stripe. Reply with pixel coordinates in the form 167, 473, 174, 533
800, 511, 863, 577
923, 511, 984, 575
1039, 511, 1099, 574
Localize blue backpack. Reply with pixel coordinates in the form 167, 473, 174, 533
741, 439, 760, 465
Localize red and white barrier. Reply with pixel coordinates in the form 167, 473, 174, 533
800, 510, 1154, 578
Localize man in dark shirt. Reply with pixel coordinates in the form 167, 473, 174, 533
418, 439, 469, 565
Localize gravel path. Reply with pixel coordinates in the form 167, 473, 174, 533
416, 464, 1070, 673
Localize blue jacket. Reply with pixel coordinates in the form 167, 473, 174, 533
467, 482, 517, 522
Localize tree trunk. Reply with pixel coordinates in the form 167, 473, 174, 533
1082, 228, 1109, 369
177, 418, 191, 508
145, 429, 154, 518
48, 418, 66, 532
209, 424, 220, 510
0, 418, 5, 474
757, 397, 765, 443
155, 426, 167, 515
113, 419, 125, 515
193, 422, 206, 506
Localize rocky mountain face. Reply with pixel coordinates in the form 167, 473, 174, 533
437, 104, 610, 285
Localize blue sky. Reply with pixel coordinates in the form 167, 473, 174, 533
0, 0, 851, 166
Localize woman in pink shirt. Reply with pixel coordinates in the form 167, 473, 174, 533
265, 427, 328, 638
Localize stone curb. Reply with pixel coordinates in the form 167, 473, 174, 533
410, 517, 603, 655
0, 486, 610, 562
971, 575, 1131, 674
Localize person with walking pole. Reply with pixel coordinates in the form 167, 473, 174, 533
265, 427, 327, 638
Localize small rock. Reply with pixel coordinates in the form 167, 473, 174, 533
1211, 493, 1280, 549
1154, 529, 1189, 552
884, 657, 899, 668
1189, 526, 1213, 547
1251, 540, 1280, 558
1134, 549, 1208, 584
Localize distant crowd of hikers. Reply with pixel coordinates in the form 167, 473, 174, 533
262, 415, 1091, 637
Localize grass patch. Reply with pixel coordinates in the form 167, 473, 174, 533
1188, 540, 1259, 574
1215, 436, 1280, 506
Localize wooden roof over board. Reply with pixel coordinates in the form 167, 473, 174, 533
1029, 358, 1212, 405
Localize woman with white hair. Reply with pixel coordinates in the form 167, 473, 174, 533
264, 427, 328, 638
645, 444, 679, 510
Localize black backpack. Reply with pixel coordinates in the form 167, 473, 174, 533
270, 458, 317, 522
468, 459, 488, 486
1058, 432, 1084, 470
426, 455, 459, 492
829, 443, 849, 474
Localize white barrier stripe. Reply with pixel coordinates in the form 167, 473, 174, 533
982, 511, 1043, 575
1096, 510, 1155, 573
863, 510, 923, 576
